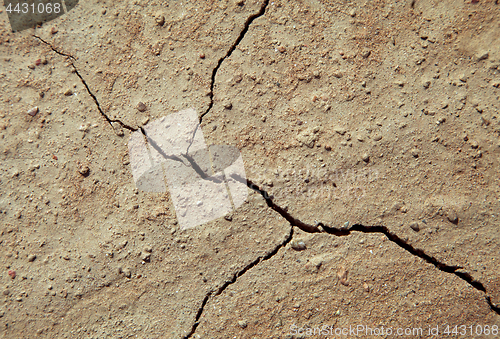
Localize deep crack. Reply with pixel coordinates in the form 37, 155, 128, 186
34, 35, 138, 133
183, 173, 499, 338
33, 3, 500, 337
244, 178, 500, 316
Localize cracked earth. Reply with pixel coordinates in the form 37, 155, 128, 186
1, 0, 500, 338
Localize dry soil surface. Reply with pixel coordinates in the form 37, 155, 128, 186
0, 0, 499, 338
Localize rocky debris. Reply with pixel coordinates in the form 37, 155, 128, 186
409, 222, 420, 232
28, 254, 36, 262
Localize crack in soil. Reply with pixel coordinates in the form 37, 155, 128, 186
33, 3, 500, 337
199, 0, 270, 124
182, 226, 294, 339
245, 177, 500, 316
33, 35, 138, 133
185, 175, 498, 338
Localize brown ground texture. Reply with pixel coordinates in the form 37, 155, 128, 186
0, 0, 499, 338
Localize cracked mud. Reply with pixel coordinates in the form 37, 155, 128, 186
1, 0, 499, 338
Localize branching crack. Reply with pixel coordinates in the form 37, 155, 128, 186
244, 177, 500, 316
33, 35, 138, 132
33, 2, 500, 337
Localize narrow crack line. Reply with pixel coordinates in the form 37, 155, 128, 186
183, 226, 294, 339
34, 35, 138, 132
33, 35, 76, 60
199, 0, 270, 124
71, 66, 137, 131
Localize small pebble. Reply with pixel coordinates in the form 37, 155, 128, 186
141, 251, 151, 262
27, 107, 38, 117
363, 282, 370, 292
337, 266, 349, 286
409, 222, 419, 232
143, 245, 152, 253
223, 100, 232, 109
122, 268, 132, 278
361, 153, 369, 162
290, 239, 306, 251
111, 122, 124, 137
50, 27, 58, 34
334, 127, 346, 135
238, 320, 247, 328
360, 49, 371, 58
476, 51, 489, 61
277, 46, 286, 53
470, 140, 479, 149
7, 270, 16, 279
137, 102, 147, 112
446, 209, 458, 224
64, 89, 73, 96
199, 52, 205, 59
410, 149, 419, 158
78, 164, 90, 176
155, 12, 165, 26
28, 254, 36, 262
